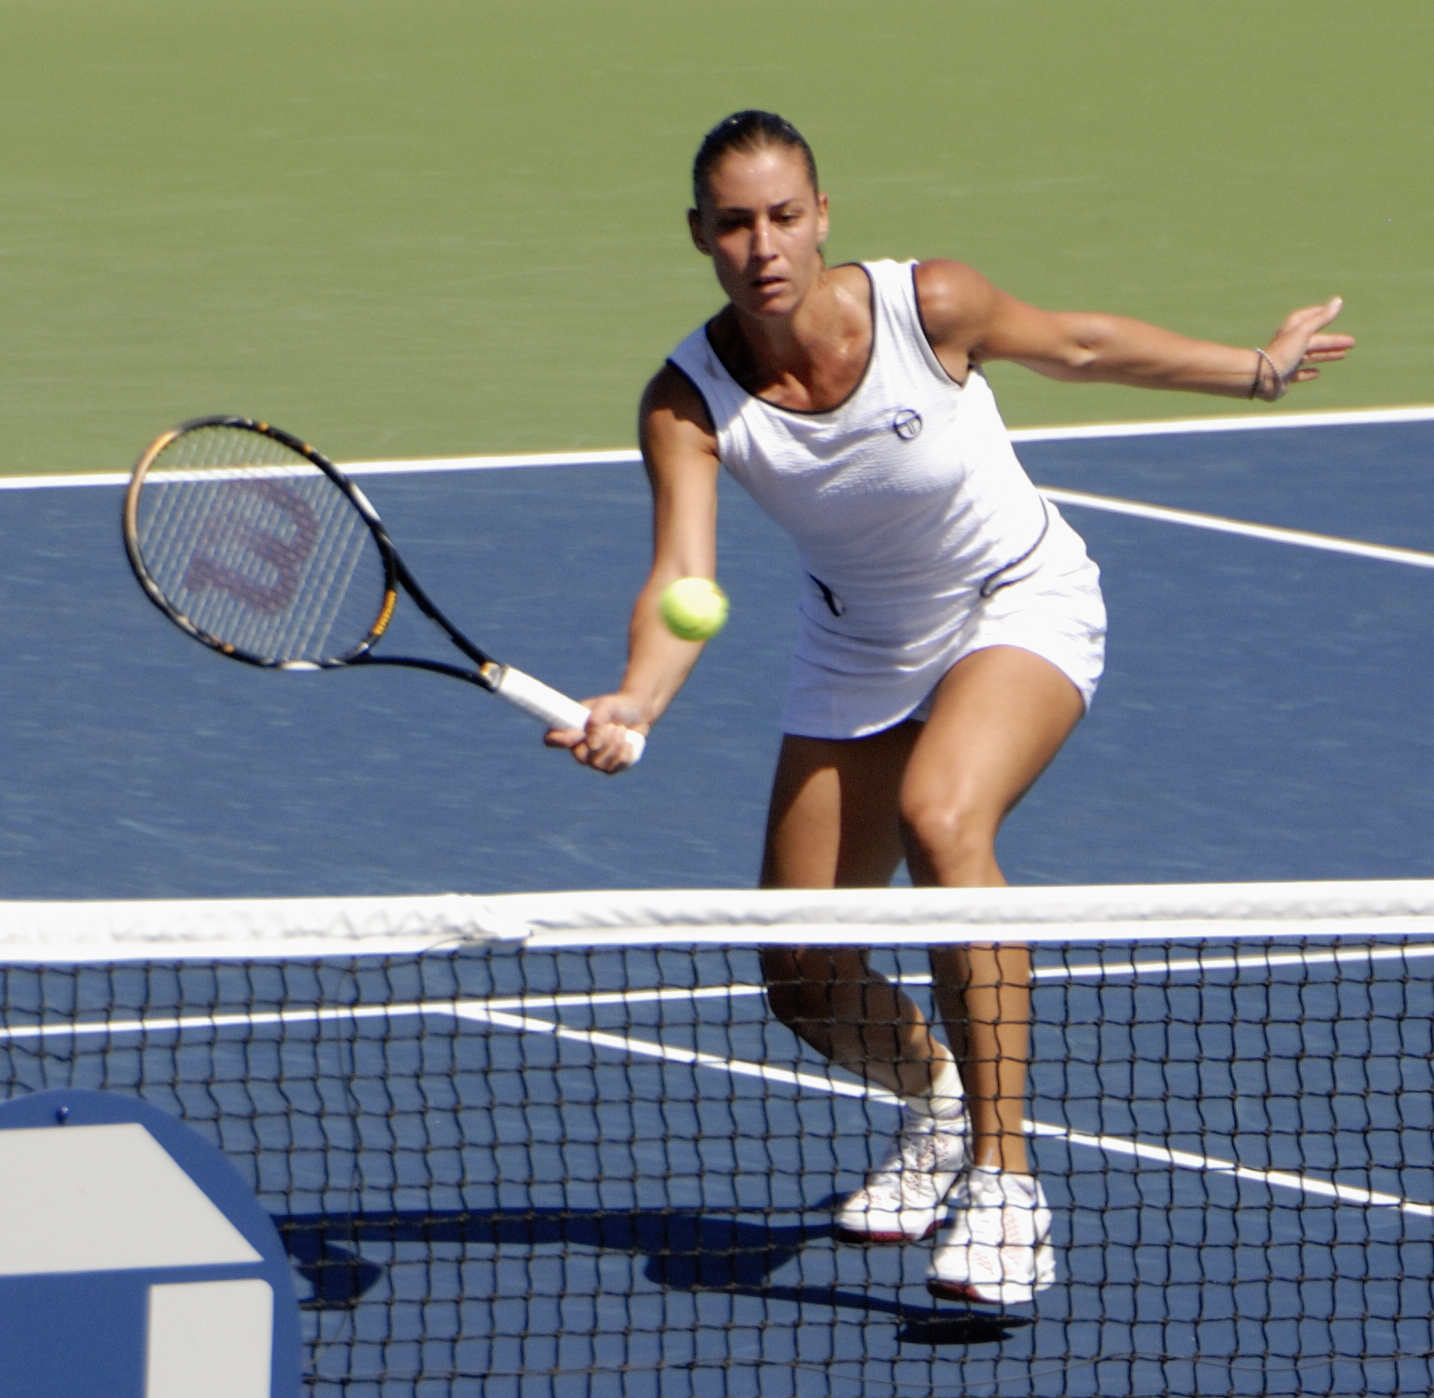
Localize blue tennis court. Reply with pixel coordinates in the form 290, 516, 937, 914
3, 411, 1434, 1395
4, 412, 1433, 897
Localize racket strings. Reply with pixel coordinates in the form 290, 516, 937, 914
135, 426, 387, 665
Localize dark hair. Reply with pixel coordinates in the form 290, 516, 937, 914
691, 110, 818, 209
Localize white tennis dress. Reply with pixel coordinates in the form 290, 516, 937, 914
666, 259, 1106, 739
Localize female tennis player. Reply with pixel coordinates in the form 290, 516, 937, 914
550, 111, 1353, 1305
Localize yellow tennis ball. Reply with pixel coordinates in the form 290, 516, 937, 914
660, 577, 729, 641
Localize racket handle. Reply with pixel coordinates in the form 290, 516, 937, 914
495, 666, 646, 766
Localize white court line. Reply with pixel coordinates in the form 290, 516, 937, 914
4, 989, 1426, 1216
459, 1005, 1433, 1220
345, 448, 642, 477
916, 940, 1434, 984
12, 415, 1434, 568
1008, 405, 1434, 443
1025, 1119, 1433, 1219
8, 404, 1434, 493
452, 1002, 894, 1102
2, 941, 1424, 1037
0, 448, 645, 491
480, 984, 765, 1012
0, 469, 138, 490
1044, 941, 1434, 981
1042, 486, 1434, 570
0, 1000, 413, 1042
482, 940, 1434, 1007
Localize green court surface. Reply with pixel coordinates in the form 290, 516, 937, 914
0, 0, 1428, 477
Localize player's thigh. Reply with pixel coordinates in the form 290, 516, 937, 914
900, 645, 1085, 842
760, 726, 919, 889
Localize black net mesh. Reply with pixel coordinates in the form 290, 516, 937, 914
1, 936, 1431, 1397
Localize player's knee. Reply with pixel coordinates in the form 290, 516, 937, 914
761, 946, 863, 1025
899, 791, 994, 871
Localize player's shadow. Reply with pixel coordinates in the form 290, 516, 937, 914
279, 1203, 1027, 1347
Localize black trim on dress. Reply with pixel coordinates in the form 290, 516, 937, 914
700, 263, 878, 418
979, 499, 1051, 598
909, 261, 969, 390
807, 573, 847, 617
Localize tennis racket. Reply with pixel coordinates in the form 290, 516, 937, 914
122, 415, 644, 766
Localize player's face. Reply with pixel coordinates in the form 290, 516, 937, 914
689, 146, 829, 319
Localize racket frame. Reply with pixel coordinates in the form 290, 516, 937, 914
123, 415, 643, 761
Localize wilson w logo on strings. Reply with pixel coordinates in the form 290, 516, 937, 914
182, 480, 320, 614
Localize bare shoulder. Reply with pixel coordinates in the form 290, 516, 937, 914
828, 262, 873, 295
639, 363, 720, 474
641, 362, 714, 429
912, 259, 1000, 348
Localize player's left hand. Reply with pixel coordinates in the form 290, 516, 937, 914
1260, 297, 1355, 399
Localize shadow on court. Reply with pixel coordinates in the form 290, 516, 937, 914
279, 1205, 1029, 1346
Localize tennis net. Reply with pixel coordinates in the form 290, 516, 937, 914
2, 881, 1433, 1397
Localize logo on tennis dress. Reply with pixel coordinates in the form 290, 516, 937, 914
892, 409, 923, 441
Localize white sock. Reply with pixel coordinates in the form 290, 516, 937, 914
904, 1055, 964, 1121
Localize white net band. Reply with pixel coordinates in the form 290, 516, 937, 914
5, 879, 1434, 961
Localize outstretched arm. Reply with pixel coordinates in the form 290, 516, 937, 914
914, 260, 1354, 402
545, 364, 722, 772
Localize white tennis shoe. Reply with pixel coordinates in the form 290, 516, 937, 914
926, 1167, 1055, 1305
834, 1105, 969, 1244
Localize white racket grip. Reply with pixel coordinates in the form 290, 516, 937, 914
495, 666, 646, 766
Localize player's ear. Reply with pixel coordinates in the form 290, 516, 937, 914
815, 191, 830, 247
688, 207, 712, 257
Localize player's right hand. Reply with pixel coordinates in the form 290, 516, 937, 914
545, 693, 649, 774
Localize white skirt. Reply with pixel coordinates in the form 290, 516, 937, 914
780, 508, 1107, 739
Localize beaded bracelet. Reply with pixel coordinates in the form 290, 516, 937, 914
1250, 347, 1284, 401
